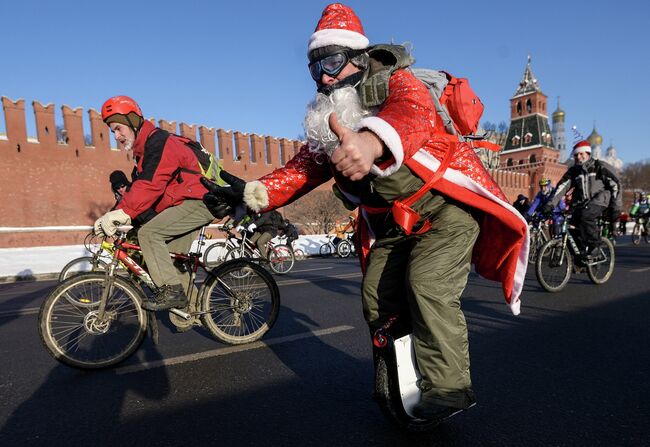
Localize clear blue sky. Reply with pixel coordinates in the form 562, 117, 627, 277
2, 0, 648, 163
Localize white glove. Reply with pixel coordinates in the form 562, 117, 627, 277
235, 225, 245, 232
94, 209, 131, 237
247, 223, 257, 232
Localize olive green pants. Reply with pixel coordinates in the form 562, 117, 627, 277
137, 200, 215, 296
249, 231, 274, 258
362, 201, 479, 407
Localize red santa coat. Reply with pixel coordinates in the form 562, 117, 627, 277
249, 69, 529, 315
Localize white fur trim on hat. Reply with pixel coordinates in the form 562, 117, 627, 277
308, 29, 369, 53
357, 116, 404, 177
243, 180, 269, 212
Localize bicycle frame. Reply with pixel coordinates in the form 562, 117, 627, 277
96, 227, 216, 322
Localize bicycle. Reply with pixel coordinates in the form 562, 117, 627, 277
60, 230, 212, 282
535, 212, 615, 292
527, 216, 550, 263
39, 228, 280, 369
336, 232, 357, 258
631, 216, 649, 245
225, 229, 295, 275
202, 225, 242, 268
319, 234, 338, 256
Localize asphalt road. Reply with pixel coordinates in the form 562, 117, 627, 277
1, 240, 649, 446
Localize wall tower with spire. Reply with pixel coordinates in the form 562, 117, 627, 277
499, 56, 567, 198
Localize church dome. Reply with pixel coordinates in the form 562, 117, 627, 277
587, 127, 603, 146
552, 108, 565, 121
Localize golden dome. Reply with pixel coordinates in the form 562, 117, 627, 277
588, 127, 603, 146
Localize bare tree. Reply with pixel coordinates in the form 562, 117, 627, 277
283, 189, 349, 234
621, 159, 650, 191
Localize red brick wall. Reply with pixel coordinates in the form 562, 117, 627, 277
0, 96, 306, 247
0, 95, 548, 248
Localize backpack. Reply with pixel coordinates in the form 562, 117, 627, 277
361, 45, 499, 150
176, 136, 226, 185
360, 45, 500, 235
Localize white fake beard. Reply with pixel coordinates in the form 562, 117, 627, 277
303, 86, 371, 157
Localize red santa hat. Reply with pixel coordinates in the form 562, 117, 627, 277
572, 140, 592, 155
308, 3, 369, 55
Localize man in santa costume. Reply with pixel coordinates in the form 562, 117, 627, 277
203, 3, 528, 420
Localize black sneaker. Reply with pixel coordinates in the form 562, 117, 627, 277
412, 389, 476, 421
142, 285, 188, 311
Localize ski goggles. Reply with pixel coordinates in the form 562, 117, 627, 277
308, 52, 350, 82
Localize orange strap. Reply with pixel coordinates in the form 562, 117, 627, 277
391, 141, 457, 235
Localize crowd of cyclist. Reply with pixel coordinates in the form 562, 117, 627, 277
515, 138, 649, 267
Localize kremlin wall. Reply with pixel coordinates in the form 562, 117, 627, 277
0, 95, 534, 248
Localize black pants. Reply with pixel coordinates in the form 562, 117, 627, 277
571, 203, 605, 251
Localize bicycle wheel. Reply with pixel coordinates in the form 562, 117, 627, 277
58, 256, 109, 282
203, 242, 229, 268
268, 244, 295, 274
632, 224, 642, 245
38, 273, 147, 369
319, 243, 333, 256
587, 237, 615, 284
200, 259, 280, 345
224, 247, 255, 278
336, 240, 352, 258
293, 248, 306, 261
535, 239, 572, 292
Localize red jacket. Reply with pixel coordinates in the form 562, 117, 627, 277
117, 121, 209, 222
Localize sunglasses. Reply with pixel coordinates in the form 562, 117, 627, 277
308, 52, 350, 82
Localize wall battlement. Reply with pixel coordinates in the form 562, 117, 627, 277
0, 95, 304, 247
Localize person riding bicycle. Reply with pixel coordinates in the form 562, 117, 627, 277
526, 178, 566, 235
332, 215, 355, 247
630, 192, 650, 220
93, 96, 217, 311
246, 210, 284, 259
543, 140, 621, 262
280, 219, 300, 247
200, 3, 527, 422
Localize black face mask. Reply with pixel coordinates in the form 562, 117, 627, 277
316, 70, 366, 96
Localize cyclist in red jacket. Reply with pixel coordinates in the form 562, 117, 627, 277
94, 96, 216, 311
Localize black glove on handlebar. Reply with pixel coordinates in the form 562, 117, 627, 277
201, 170, 247, 218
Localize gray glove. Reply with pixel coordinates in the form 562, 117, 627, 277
94, 209, 131, 237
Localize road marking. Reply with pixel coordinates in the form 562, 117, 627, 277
630, 266, 650, 273
290, 266, 334, 273
0, 272, 363, 319
116, 324, 355, 374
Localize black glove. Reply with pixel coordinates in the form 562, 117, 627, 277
201, 171, 246, 218
541, 203, 554, 216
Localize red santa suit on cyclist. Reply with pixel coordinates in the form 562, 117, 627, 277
239, 4, 529, 314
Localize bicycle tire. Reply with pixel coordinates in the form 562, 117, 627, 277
38, 273, 147, 369
319, 243, 333, 256
587, 237, 615, 284
268, 244, 295, 274
632, 224, 642, 245
293, 248, 306, 261
58, 256, 109, 282
203, 242, 229, 268
336, 240, 352, 258
200, 259, 280, 345
535, 239, 572, 292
